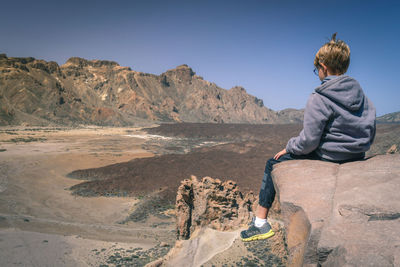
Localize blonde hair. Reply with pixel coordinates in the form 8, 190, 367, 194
314, 33, 350, 74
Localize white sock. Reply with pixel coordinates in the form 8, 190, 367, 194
254, 217, 267, 228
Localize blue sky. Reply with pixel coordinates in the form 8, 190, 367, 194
1, 0, 399, 116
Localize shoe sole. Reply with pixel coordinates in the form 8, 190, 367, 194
241, 229, 275, 242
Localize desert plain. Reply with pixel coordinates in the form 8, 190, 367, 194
0, 123, 399, 266
0, 126, 177, 266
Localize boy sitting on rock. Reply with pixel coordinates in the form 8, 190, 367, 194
241, 33, 376, 242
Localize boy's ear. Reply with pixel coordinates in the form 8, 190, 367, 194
320, 62, 331, 75
320, 63, 328, 71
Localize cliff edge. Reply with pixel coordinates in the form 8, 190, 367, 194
273, 154, 400, 266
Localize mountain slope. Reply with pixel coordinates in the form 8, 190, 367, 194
0, 54, 291, 126
377, 111, 400, 124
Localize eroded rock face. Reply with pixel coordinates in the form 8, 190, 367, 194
175, 176, 256, 240
272, 154, 400, 266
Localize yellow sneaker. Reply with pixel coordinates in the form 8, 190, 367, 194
240, 221, 275, 242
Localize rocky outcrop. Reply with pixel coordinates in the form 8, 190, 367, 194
0, 54, 304, 126
386, 144, 398, 154
148, 176, 287, 267
175, 176, 255, 240
272, 154, 400, 266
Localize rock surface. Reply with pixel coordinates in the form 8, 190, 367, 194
147, 228, 241, 267
272, 154, 400, 266
175, 176, 256, 240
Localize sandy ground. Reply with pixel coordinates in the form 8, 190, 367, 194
0, 126, 175, 266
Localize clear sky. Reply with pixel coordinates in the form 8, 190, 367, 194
1, 0, 399, 116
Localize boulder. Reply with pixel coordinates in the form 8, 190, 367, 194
386, 144, 398, 154
175, 176, 255, 240
272, 154, 400, 266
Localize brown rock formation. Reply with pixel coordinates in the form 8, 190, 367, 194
0, 54, 304, 126
149, 175, 287, 267
272, 155, 400, 266
175, 176, 256, 240
386, 144, 398, 154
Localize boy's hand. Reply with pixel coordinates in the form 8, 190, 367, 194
274, 148, 287, 160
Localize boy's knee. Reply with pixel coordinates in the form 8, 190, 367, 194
265, 157, 275, 166
264, 158, 276, 172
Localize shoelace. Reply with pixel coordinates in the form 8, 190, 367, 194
248, 217, 255, 226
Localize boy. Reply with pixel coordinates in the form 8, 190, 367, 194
241, 33, 376, 242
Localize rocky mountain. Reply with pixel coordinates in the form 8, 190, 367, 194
275, 108, 304, 123
0, 54, 302, 126
377, 111, 400, 124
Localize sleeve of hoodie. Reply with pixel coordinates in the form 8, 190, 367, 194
286, 93, 333, 155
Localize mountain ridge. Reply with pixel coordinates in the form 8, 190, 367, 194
0, 54, 304, 126
377, 111, 400, 124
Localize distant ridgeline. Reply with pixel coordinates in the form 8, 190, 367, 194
376, 111, 400, 124
0, 54, 396, 126
0, 54, 304, 126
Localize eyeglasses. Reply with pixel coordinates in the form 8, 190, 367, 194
313, 65, 320, 76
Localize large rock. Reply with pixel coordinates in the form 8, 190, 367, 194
175, 176, 255, 240
272, 154, 400, 266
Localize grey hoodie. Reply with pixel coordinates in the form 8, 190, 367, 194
286, 75, 376, 161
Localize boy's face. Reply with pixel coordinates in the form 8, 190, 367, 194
317, 63, 328, 81
318, 66, 325, 81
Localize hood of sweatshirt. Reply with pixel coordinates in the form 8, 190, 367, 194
315, 75, 365, 111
